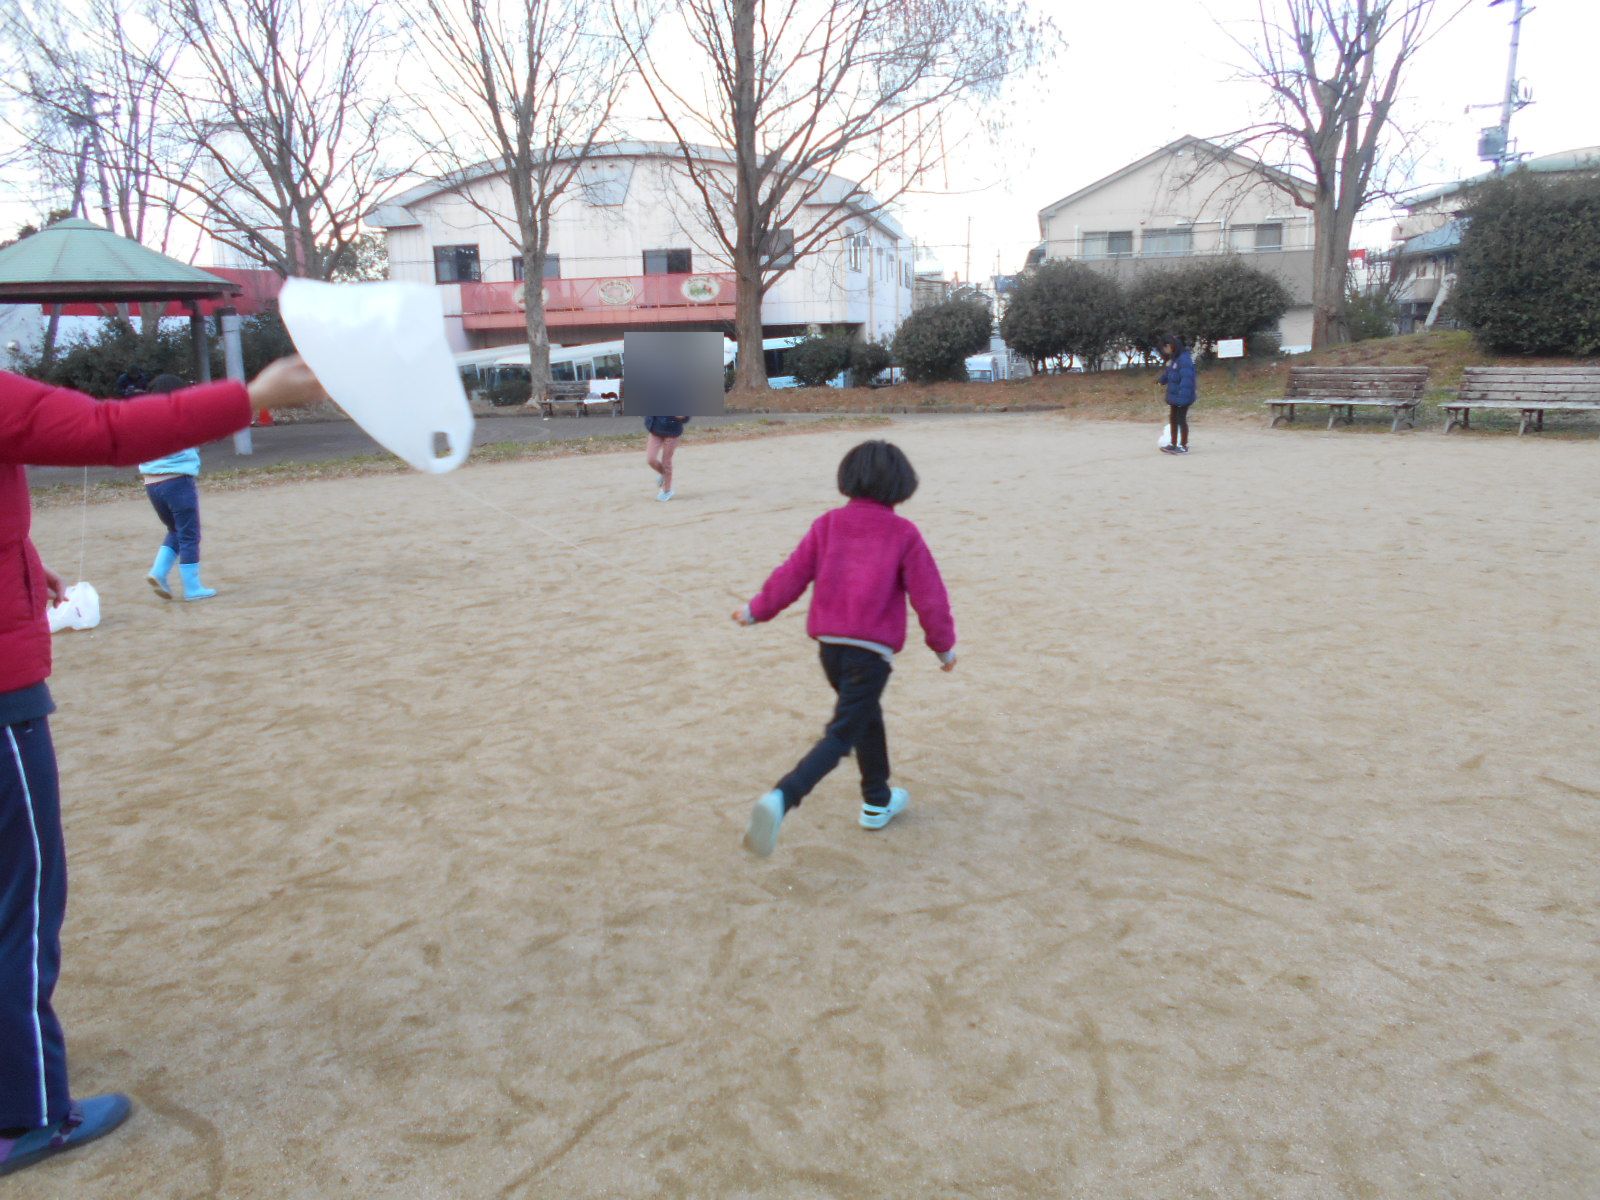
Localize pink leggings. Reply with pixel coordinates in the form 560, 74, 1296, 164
646, 434, 679, 490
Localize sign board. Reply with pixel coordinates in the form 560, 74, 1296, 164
1217, 338, 1245, 360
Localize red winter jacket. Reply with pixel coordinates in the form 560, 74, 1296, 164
0, 371, 252, 694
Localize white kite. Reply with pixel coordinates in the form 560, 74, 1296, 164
279, 279, 474, 474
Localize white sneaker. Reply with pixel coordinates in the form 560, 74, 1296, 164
860, 787, 909, 830
657, 489, 675, 502
656, 473, 665, 488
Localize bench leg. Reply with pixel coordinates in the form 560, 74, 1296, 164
1443, 409, 1458, 435
1327, 407, 1338, 431
1519, 409, 1531, 436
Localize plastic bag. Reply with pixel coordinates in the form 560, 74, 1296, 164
279, 278, 474, 474
48, 582, 101, 633
1159, 424, 1173, 449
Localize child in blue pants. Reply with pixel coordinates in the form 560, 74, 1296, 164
140, 373, 217, 600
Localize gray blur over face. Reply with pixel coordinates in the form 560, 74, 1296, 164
622, 331, 726, 417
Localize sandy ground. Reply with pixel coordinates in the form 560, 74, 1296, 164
14, 416, 1599, 1199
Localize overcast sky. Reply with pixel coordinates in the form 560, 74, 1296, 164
899, 0, 1598, 281
3, 0, 1593, 282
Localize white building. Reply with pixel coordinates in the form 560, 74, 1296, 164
1033, 136, 1318, 350
369, 141, 915, 352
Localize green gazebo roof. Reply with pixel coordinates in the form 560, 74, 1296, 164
0, 218, 241, 304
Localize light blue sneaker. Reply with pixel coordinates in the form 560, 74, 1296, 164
0, 1094, 132, 1177
656, 489, 675, 502
743, 789, 786, 856
860, 787, 909, 830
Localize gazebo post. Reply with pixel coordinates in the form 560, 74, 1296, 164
187, 297, 212, 382
219, 307, 252, 455
188, 300, 211, 384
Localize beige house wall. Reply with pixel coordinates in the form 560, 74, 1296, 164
1038, 143, 1317, 348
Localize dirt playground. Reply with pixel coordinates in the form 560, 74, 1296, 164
16, 415, 1599, 1198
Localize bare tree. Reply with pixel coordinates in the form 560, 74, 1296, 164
1223, 0, 1468, 349
399, 0, 643, 404
621, 0, 1052, 389
155, 0, 399, 279
1, 0, 194, 339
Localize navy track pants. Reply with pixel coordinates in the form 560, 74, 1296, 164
0, 717, 70, 1129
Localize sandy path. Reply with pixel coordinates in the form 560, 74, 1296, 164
14, 416, 1599, 1199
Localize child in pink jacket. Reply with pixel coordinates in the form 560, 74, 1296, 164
732, 440, 957, 856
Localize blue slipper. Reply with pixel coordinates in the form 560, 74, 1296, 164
0, 1094, 132, 1177
743, 789, 786, 857
860, 787, 909, 830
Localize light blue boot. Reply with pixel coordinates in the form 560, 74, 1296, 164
179, 562, 217, 601
147, 546, 177, 599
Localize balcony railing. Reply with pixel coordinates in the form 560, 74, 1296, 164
459, 271, 737, 329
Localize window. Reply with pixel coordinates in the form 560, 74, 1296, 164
511, 255, 561, 281
643, 248, 692, 274
760, 227, 795, 269
1142, 227, 1193, 256
575, 360, 594, 381
593, 353, 622, 380
846, 232, 867, 272
433, 244, 480, 283
550, 360, 577, 382
1082, 230, 1133, 259
1226, 223, 1284, 252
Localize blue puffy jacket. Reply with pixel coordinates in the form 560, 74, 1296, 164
1160, 350, 1197, 407
644, 415, 690, 438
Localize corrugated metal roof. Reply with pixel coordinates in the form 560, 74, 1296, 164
1398, 219, 1466, 257
1402, 145, 1600, 209
0, 218, 240, 303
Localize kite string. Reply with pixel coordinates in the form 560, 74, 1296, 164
77, 466, 88, 584
443, 476, 712, 615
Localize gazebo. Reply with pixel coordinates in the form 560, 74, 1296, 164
0, 217, 242, 385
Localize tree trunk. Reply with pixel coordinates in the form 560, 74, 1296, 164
520, 254, 551, 410
730, 0, 767, 391
1309, 193, 1351, 350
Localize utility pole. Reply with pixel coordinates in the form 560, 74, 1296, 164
1478, 0, 1533, 173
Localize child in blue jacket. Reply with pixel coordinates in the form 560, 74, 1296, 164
1158, 334, 1196, 454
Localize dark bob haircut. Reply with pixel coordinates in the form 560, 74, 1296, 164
1160, 333, 1186, 357
837, 439, 918, 507
145, 373, 189, 394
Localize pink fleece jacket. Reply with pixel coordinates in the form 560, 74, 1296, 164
748, 497, 956, 656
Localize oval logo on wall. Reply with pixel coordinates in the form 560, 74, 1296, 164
681, 275, 722, 303
598, 279, 637, 306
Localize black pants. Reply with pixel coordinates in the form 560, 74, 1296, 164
776, 644, 892, 810
1168, 404, 1189, 445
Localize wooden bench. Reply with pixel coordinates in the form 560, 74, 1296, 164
1265, 366, 1430, 433
540, 381, 622, 418
1442, 367, 1600, 436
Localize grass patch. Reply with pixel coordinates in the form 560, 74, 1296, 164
29, 415, 891, 509
727, 329, 1599, 425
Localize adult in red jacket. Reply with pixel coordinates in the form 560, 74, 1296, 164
0, 357, 324, 1178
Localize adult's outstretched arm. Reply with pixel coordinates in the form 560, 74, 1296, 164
0, 371, 250, 468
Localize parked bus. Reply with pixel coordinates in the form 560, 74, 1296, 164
460, 335, 823, 406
